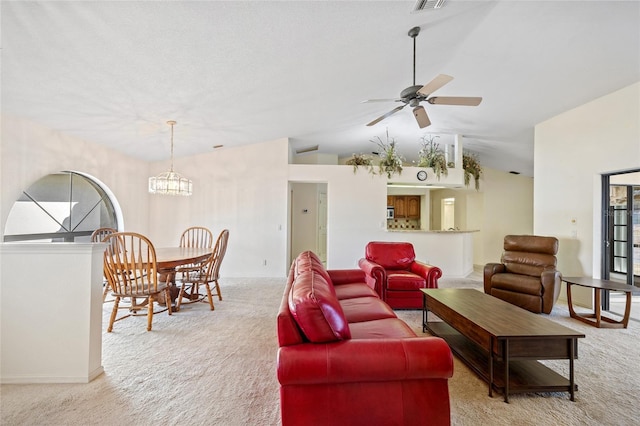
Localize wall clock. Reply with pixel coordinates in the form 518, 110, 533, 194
417, 170, 428, 181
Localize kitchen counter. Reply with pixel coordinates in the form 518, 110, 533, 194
382, 229, 477, 278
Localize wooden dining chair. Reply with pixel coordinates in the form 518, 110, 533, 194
210, 229, 230, 301
177, 229, 229, 311
174, 226, 214, 306
179, 226, 214, 249
91, 227, 117, 302
102, 232, 172, 332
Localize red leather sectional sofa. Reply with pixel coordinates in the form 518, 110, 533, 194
277, 251, 453, 425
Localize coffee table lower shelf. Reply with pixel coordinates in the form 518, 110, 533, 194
428, 321, 578, 398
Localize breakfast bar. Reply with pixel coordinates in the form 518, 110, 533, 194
385, 229, 477, 278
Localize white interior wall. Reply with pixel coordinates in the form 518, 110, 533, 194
288, 164, 388, 269
1, 243, 104, 383
146, 138, 290, 277
1, 116, 150, 236
288, 164, 533, 271
2, 82, 637, 309
426, 171, 533, 267
535, 81, 640, 304
477, 168, 534, 266
535, 82, 640, 276
1, 116, 534, 278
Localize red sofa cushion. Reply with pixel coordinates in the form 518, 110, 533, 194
349, 318, 417, 339
387, 270, 427, 290
339, 297, 397, 323
288, 270, 351, 343
334, 283, 378, 300
365, 241, 416, 270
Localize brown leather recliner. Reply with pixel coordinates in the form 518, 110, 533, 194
483, 235, 561, 314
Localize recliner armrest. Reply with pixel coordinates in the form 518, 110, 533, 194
483, 263, 505, 294
540, 268, 562, 313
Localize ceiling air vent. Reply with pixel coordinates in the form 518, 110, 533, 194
412, 0, 446, 13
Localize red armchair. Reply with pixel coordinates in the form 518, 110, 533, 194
359, 241, 442, 309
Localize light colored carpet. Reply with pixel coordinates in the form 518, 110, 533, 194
1, 275, 639, 425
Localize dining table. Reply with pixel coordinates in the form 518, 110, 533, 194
154, 246, 214, 307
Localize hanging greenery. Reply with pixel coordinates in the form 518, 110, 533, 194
345, 153, 375, 174
417, 135, 448, 180
371, 129, 404, 178
463, 151, 483, 190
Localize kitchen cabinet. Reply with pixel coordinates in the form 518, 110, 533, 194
406, 196, 420, 219
388, 195, 420, 219
394, 196, 406, 218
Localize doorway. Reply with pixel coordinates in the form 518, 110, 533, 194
289, 182, 328, 266
602, 170, 640, 318
441, 198, 455, 230
603, 171, 640, 285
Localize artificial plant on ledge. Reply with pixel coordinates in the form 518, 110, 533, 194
417, 134, 448, 180
463, 151, 483, 190
371, 129, 404, 178
345, 153, 375, 174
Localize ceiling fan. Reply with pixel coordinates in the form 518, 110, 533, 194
364, 26, 482, 129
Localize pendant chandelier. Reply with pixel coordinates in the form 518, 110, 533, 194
148, 120, 193, 196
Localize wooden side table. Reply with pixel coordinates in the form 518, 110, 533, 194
563, 277, 639, 329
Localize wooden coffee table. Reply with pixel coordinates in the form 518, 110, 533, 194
421, 288, 585, 402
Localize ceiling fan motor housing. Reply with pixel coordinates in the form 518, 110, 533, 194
401, 85, 424, 101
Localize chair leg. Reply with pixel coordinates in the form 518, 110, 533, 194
147, 295, 154, 331
102, 280, 111, 302
166, 288, 172, 315
214, 279, 222, 301
176, 284, 186, 311
108, 297, 120, 332
204, 283, 214, 310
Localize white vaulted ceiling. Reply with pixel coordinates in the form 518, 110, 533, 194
2, 1, 639, 176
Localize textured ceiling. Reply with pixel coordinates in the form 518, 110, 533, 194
3, 1, 639, 177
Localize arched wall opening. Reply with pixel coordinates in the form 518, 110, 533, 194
3, 170, 123, 242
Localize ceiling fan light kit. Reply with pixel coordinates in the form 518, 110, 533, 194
148, 120, 193, 196
413, 106, 430, 128
365, 26, 481, 129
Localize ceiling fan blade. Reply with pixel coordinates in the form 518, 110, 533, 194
366, 104, 406, 126
412, 106, 431, 128
427, 96, 483, 106
362, 98, 403, 103
417, 74, 454, 97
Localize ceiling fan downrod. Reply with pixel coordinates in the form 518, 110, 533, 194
409, 26, 421, 86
